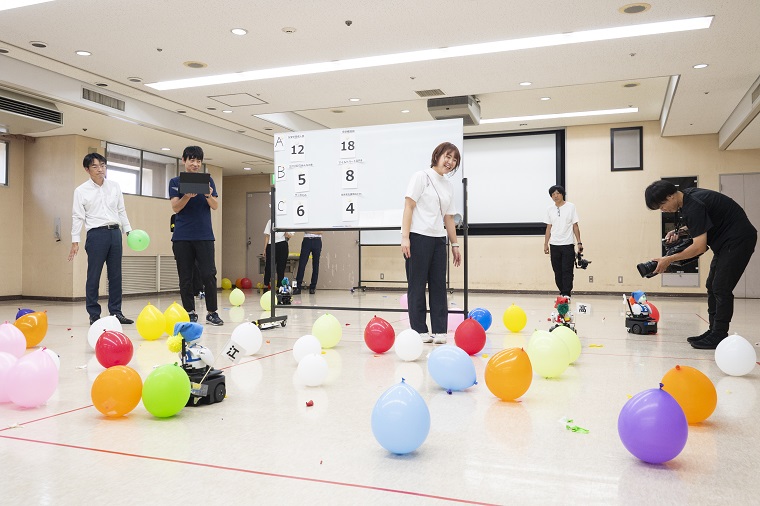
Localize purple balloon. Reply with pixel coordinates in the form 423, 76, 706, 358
618, 386, 688, 464
15, 308, 35, 320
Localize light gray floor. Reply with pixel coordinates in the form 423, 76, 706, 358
1, 290, 759, 505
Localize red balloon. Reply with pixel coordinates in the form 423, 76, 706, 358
364, 316, 395, 354
454, 318, 487, 355
240, 278, 253, 289
645, 302, 660, 322
95, 331, 134, 368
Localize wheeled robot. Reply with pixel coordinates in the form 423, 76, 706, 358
623, 294, 657, 335
169, 322, 226, 406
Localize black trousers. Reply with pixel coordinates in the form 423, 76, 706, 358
550, 244, 576, 296
85, 228, 123, 318
264, 241, 289, 288
173, 240, 218, 313
706, 234, 757, 333
405, 233, 447, 334
295, 237, 322, 289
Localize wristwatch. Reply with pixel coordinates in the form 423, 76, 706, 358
451, 243, 460, 248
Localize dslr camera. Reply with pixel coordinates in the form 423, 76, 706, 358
575, 251, 591, 269
637, 234, 703, 278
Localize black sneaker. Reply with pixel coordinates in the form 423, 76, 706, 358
111, 313, 134, 324
691, 331, 728, 350
206, 312, 224, 326
292, 287, 302, 295
89, 315, 100, 325
309, 287, 316, 294
189, 312, 198, 323
686, 329, 711, 343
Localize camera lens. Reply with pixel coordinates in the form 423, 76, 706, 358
636, 261, 658, 278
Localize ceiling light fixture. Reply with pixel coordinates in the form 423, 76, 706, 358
95, 82, 108, 87
540, 97, 551, 101
401, 109, 410, 113
30, 41, 47, 48
243, 167, 252, 171
0, 48, 8, 54
222, 110, 233, 113
161, 147, 171, 151
231, 28, 248, 36
75, 50, 91, 56
147, 16, 713, 91
0, 0, 54, 12
480, 107, 639, 124
349, 98, 360, 102
693, 63, 708, 69
128, 77, 143, 83
519, 82, 532, 86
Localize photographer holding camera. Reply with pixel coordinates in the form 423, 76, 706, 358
544, 185, 583, 299
644, 181, 756, 349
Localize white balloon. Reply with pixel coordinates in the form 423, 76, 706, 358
715, 334, 757, 376
296, 353, 328, 386
293, 335, 322, 363
631, 303, 642, 316
42, 347, 60, 370
87, 316, 122, 350
394, 329, 424, 362
230, 322, 263, 356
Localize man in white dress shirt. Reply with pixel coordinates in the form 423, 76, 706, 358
543, 185, 583, 298
68, 153, 134, 325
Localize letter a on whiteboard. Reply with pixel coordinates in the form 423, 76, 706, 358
274, 135, 285, 152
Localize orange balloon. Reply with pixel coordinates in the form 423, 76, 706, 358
662, 364, 716, 424
484, 348, 533, 401
14, 311, 48, 348
91, 365, 143, 417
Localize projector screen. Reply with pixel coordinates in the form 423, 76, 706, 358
463, 130, 564, 235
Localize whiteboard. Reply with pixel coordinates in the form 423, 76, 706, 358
273, 119, 464, 231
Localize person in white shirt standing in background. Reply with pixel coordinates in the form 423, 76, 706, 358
68, 152, 134, 326
543, 184, 583, 299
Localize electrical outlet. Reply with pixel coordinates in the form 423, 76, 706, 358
380, 273, 384, 280
618, 276, 623, 283
588, 275, 593, 283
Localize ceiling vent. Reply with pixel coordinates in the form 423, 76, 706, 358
427, 95, 481, 126
82, 88, 125, 111
0, 88, 63, 134
415, 88, 445, 98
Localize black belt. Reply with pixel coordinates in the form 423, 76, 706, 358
92, 224, 120, 230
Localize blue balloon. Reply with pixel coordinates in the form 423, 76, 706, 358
468, 307, 492, 331
16, 308, 34, 320
371, 380, 430, 454
427, 345, 477, 392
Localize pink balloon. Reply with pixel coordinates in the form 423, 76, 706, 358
0, 351, 18, 403
399, 293, 408, 310
447, 312, 465, 332
0, 322, 26, 358
7, 349, 59, 408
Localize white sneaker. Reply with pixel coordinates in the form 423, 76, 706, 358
432, 333, 448, 344
419, 333, 433, 343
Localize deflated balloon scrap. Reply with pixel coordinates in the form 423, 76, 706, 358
588, 344, 604, 348
306, 400, 314, 407
559, 417, 589, 434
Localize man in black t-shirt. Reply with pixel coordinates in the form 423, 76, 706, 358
645, 181, 757, 349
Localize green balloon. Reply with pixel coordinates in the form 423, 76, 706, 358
142, 364, 190, 417
127, 229, 150, 252
230, 288, 245, 307
312, 313, 342, 349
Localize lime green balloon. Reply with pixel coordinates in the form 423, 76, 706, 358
312, 313, 342, 349
527, 330, 570, 378
260, 291, 277, 311
221, 278, 232, 290
127, 229, 150, 251
229, 288, 245, 307
141, 364, 190, 417
551, 325, 581, 363
503, 304, 527, 333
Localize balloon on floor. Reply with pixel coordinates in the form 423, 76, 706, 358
230, 322, 263, 356
297, 353, 328, 386
485, 347, 533, 401
526, 330, 570, 378
91, 365, 143, 417
14, 311, 48, 348
221, 278, 232, 290
95, 331, 134, 368
164, 302, 190, 336
503, 304, 527, 333
715, 334, 757, 376
468, 307, 492, 331
661, 365, 717, 424
394, 329, 424, 362
364, 316, 395, 354
6, 348, 59, 408
371, 379, 430, 454
427, 345, 477, 392
454, 317, 487, 355
293, 334, 322, 363
136, 303, 166, 341
312, 313, 342, 349
142, 364, 190, 418
87, 315, 123, 350
0, 322, 26, 358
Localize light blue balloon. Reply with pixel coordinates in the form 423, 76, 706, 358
427, 345, 477, 391
468, 307, 492, 331
371, 380, 430, 454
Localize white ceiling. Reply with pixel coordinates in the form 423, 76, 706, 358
1, 0, 760, 176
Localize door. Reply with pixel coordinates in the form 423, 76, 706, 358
246, 192, 271, 283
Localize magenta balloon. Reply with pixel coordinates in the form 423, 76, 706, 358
7, 349, 59, 408
618, 387, 688, 464
0, 351, 18, 403
0, 322, 26, 358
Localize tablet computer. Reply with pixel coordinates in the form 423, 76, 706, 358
179, 172, 211, 195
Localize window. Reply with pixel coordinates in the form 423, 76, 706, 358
1, 141, 7, 186
105, 143, 180, 198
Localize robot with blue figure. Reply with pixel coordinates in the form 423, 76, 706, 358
170, 322, 226, 405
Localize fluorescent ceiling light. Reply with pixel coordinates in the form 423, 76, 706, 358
480, 107, 639, 124
147, 16, 713, 91
0, 0, 54, 11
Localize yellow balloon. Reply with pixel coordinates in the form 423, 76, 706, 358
163, 302, 190, 336
229, 288, 246, 307
312, 313, 342, 349
550, 325, 581, 363
221, 278, 232, 290
260, 291, 276, 311
136, 303, 166, 341
503, 304, 527, 333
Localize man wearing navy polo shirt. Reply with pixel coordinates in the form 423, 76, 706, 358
69, 153, 134, 325
169, 146, 223, 325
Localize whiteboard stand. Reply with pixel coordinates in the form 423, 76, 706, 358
254, 186, 288, 331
